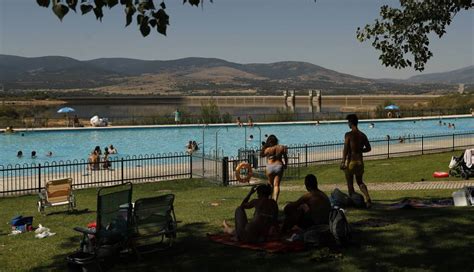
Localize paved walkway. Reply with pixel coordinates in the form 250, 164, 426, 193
280, 180, 474, 192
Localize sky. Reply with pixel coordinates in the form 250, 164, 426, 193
0, 0, 472, 79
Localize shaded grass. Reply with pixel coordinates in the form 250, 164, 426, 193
1, 179, 473, 272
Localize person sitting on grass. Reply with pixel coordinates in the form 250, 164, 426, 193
282, 174, 331, 233
223, 184, 278, 243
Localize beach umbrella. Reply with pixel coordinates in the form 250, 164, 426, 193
384, 105, 400, 110
57, 107, 75, 127
57, 107, 75, 113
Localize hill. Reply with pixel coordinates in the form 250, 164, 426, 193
407, 66, 474, 84
0, 54, 465, 95
0, 55, 121, 89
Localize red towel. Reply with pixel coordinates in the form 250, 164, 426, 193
207, 233, 305, 253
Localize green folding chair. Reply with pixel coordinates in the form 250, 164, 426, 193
132, 194, 177, 255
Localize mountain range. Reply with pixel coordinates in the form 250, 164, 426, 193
0, 54, 471, 95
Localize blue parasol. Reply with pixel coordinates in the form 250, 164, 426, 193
384, 105, 400, 110
57, 107, 75, 113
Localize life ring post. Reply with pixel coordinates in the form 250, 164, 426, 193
235, 162, 253, 184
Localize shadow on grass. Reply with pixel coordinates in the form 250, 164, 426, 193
45, 208, 93, 217
28, 197, 474, 272
346, 203, 474, 271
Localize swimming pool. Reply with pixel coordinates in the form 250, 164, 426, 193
1, 116, 473, 166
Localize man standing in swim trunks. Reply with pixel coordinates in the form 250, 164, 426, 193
340, 114, 372, 208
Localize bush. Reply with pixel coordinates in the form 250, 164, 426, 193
221, 112, 233, 123
0, 106, 20, 119
272, 108, 296, 122
200, 100, 221, 124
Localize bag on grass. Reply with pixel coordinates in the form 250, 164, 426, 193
329, 207, 351, 245
330, 188, 351, 207
350, 192, 366, 208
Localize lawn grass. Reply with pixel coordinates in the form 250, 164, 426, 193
296, 151, 462, 185
0, 151, 472, 271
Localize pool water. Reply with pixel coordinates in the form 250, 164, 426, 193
1, 117, 472, 166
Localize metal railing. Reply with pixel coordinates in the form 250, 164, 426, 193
282, 131, 474, 166
0, 153, 191, 196
1, 131, 473, 196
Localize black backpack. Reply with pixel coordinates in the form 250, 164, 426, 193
329, 207, 351, 245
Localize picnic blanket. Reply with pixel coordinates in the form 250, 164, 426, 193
207, 233, 305, 253
387, 198, 453, 209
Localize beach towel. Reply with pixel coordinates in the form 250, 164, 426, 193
207, 233, 305, 253
387, 198, 453, 209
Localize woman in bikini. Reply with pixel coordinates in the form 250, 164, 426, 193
260, 135, 288, 202
222, 184, 278, 243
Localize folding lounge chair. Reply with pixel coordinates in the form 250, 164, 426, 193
37, 178, 76, 214
69, 183, 133, 270
133, 194, 177, 255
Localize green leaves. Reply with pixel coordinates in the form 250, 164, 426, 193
139, 14, 150, 36
125, 5, 136, 26
37, 0, 50, 8
357, 0, 473, 71
66, 0, 78, 11
189, 0, 200, 6
80, 2, 93, 14
93, 6, 104, 21
39, 0, 215, 37
106, 0, 119, 8
183, 0, 202, 6
52, 1, 69, 21
155, 8, 169, 35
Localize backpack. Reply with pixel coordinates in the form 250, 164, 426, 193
328, 207, 351, 245
330, 188, 351, 207
350, 192, 366, 208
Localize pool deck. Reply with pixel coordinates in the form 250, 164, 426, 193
2, 114, 472, 132
281, 180, 474, 192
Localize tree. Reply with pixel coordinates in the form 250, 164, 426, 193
35, 0, 210, 36
357, 0, 473, 71
37, 0, 472, 71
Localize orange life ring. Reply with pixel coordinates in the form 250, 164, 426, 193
235, 162, 253, 183
433, 171, 449, 178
